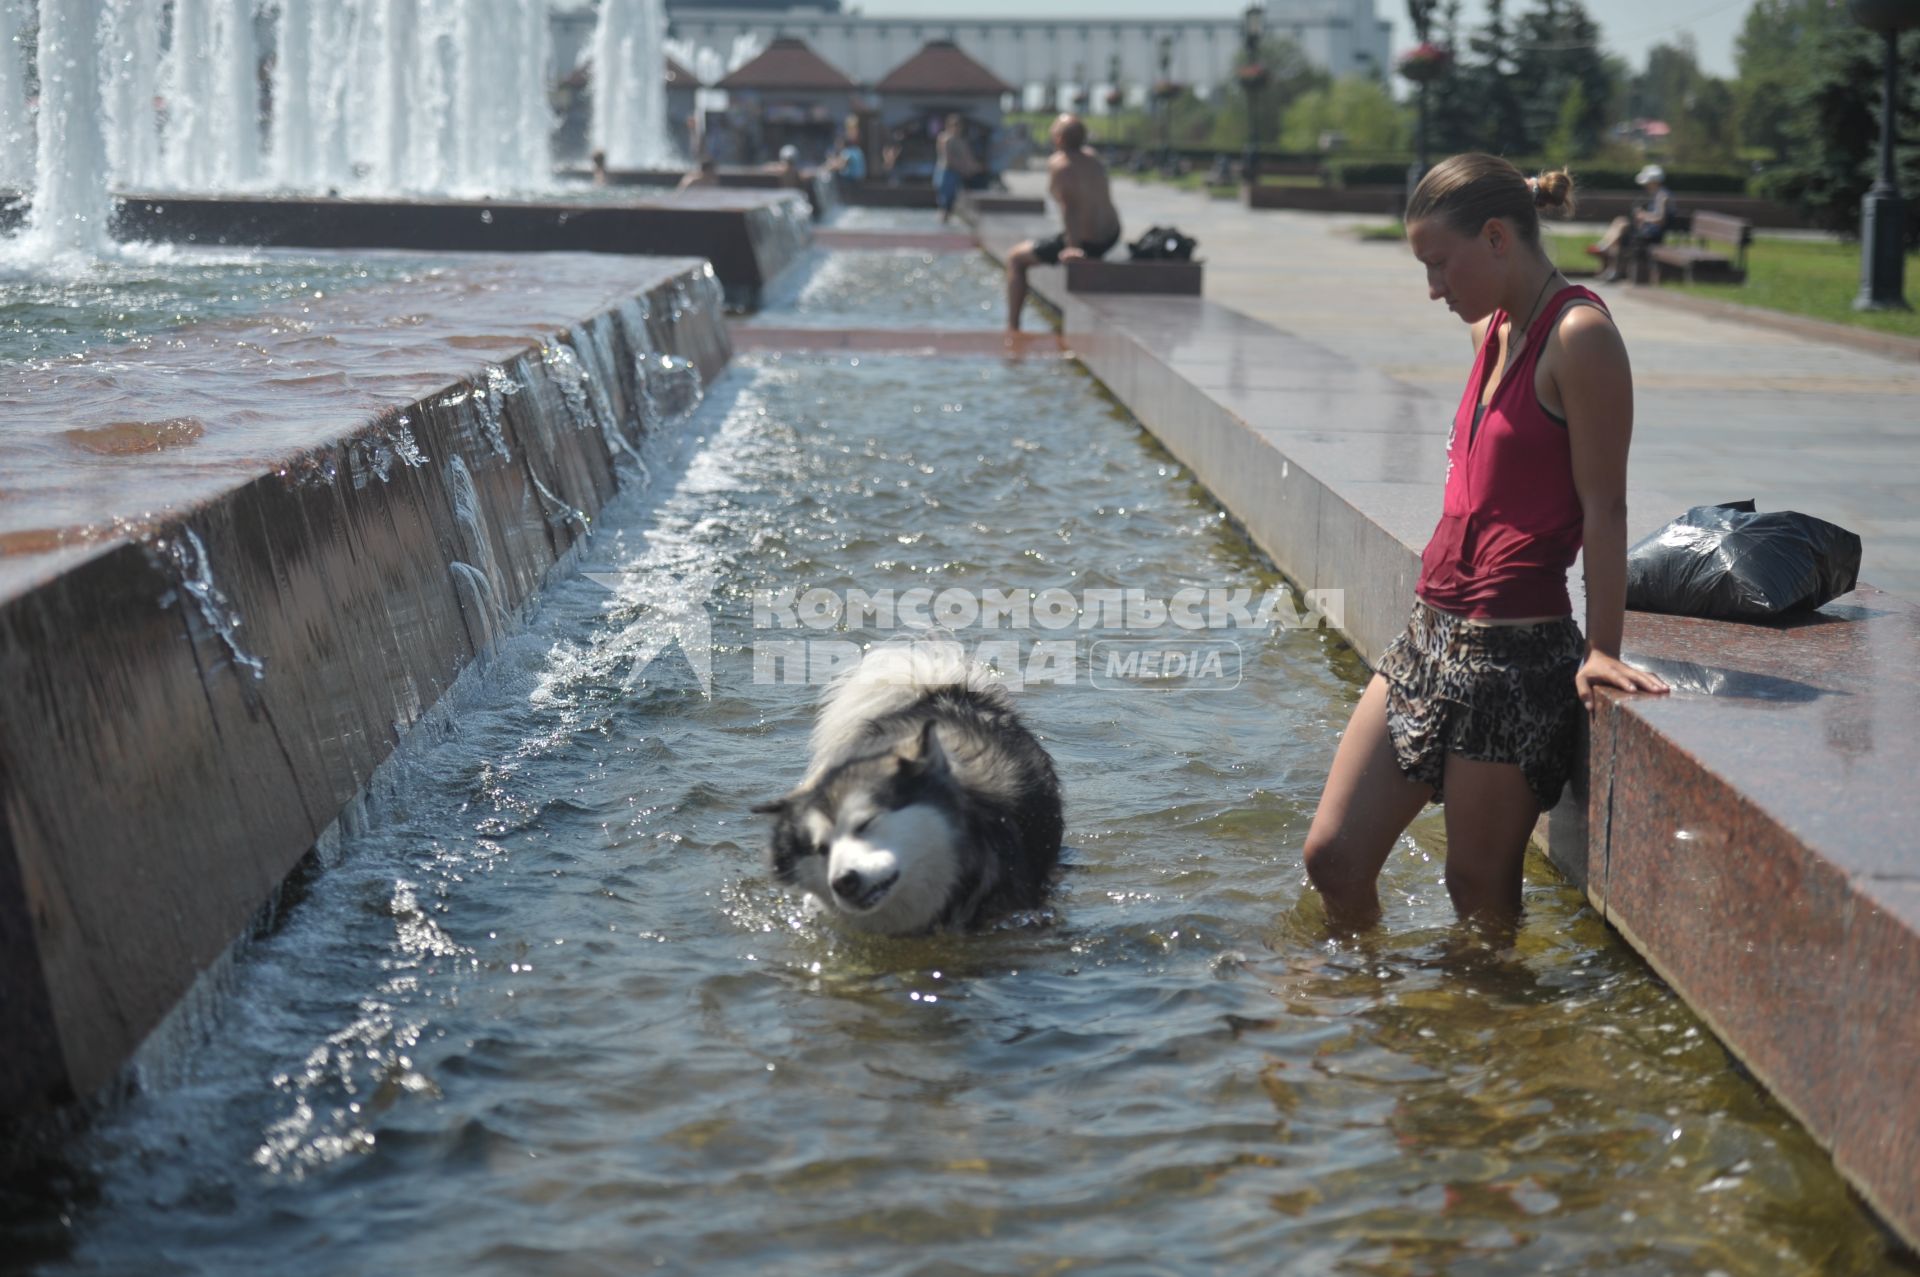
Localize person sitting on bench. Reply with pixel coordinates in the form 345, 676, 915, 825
1004, 114, 1123, 331
1591, 165, 1672, 283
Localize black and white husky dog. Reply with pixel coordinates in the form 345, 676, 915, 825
754, 643, 1063, 936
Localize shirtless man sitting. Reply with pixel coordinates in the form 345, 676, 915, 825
1005, 114, 1122, 331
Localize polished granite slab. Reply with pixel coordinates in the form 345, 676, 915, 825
0, 253, 731, 1113
974, 211, 1920, 1250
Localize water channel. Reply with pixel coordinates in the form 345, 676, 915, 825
0, 238, 1909, 1276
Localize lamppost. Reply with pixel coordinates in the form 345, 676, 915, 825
1153, 35, 1178, 172
1238, 4, 1268, 188
1849, 0, 1916, 311
1400, 0, 1446, 198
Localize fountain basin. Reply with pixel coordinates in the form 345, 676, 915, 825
0, 252, 731, 1113
107, 189, 811, 308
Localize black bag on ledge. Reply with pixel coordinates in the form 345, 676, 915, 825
1127, 225, 1197, 261
1624, 500, 1862, 620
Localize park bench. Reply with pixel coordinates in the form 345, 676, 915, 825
1648, 210, 1752, 284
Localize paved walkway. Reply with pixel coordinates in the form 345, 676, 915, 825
1008, 172, 1920, 598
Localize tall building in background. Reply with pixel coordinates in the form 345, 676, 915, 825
555, 1, 1391, 106
668, 0, 842, 8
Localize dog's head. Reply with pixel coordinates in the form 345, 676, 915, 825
753, 721, 966, 935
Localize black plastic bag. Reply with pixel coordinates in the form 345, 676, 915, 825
1128, 225, 1197, 261
1625, 500, 1861, 620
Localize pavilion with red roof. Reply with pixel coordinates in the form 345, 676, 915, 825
715, 37, 858, 163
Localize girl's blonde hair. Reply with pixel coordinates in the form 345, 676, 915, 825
1406, 153, 1576, 244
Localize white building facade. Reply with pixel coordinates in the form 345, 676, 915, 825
556, 4, 1393, 105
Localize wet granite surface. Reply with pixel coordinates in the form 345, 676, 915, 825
0, 253, 732, 1112
1590, 594, 1920, 1244
974, 211, 1920, 1250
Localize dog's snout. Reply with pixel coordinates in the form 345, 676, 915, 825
831, 869, 866, 901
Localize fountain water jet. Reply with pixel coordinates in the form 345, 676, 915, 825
1, 0, 31, 191
104, 0, 163, 191
211, 0, 261, 186
592, 0, 673, 170
269, 0, 315, 188
25, 0, 110, 256
159, 0, 216, 190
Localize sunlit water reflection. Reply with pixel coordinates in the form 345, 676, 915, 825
746, 247, 1002, 330
0, 277, 1908, 1276
0, 247, 428, 364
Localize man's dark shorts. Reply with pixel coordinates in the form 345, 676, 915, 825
1032, 230, 1121, 264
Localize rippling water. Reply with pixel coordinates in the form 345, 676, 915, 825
1, 279, 1910, 1276
0, 248, 427, 364
749, 248, 1002, 330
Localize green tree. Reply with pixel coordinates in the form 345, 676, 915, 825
1630, 38, 1703, 121
1464, 0, 1526, 152
1513, 0, 1611, 157
1756, 20, 1920, 244
1423, 0, 1482, 154
1542, 81, 1587, 163
1218, 34, 1331, 149
1669, 76, 1738, 165
1731, 0, 1842, 160
1280, 76, 1409, 152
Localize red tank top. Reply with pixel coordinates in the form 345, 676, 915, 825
1416, 285, 1605, 619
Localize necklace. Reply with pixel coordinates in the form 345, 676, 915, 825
1481, 268, 1565, 413
1511, 268, 1566, 345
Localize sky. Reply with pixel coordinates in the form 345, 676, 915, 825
851, 0, 1753, 78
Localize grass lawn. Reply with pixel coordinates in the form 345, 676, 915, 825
1544, 233, 1920, 338
1661, 237, 1920, 339
1354, 222, 1598, 276
1123, 170, 1240, 199
1342, 224, 1919, 340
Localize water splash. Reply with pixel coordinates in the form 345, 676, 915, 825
470, 364, 520, 462
252, 879, 452, 1178
447, 457, 511, 654
346, 411, 429, 489
528, 472, 591, 536
638, 351, 706, 426
154, 526, 266, 681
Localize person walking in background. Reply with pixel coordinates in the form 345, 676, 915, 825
1303, 153, 1667, 932
1003, 114, 1122, 331
933, 114, 982, 224
1591, 164, 1672, 283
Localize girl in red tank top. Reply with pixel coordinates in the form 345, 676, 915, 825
1303, 154, 1667, 931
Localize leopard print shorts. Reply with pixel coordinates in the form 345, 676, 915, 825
1376, 600, 1585, 811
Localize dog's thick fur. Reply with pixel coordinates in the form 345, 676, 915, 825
754, 644, 1063, 935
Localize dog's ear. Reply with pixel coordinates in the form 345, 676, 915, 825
898, 720, 950, 778
750, 795, 793, 815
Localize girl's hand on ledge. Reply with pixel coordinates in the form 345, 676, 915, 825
1576, 651, 1670, 711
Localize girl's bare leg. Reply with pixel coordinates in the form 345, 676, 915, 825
1438, 754, 1541, 928
1304, 675, 1435, 930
